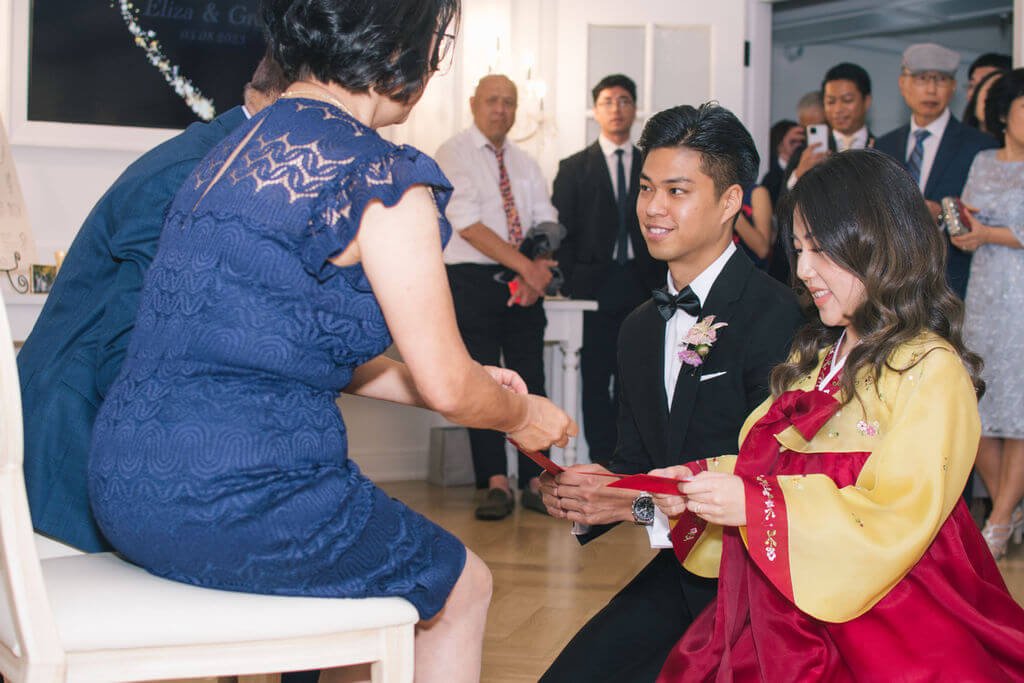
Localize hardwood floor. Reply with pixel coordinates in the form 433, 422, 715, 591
377, 480, 1024, 683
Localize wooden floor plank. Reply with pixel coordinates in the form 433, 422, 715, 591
379, 480, 1024, 683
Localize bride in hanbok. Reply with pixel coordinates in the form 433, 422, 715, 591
650, 149, 1024, 682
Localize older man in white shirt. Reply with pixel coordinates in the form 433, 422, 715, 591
435, 74, 559, 520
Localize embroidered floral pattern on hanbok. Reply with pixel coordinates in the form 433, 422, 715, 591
757, 475, 778, 561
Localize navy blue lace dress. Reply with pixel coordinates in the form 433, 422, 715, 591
88, 98, 465, 620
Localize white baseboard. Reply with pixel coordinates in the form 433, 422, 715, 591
348, 446, 429, 483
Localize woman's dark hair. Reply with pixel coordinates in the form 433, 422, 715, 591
771, 149, 984, 401
984, 68, 1024, 145
769, 119, 800, 158
639, 103, 759, 196
261, 0, 459, 103
963, 69, 1007, 131
968, 53, 1012, 80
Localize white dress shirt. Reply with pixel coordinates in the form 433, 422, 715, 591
435, 125, 558, 265
571, 242, 737, 546
832, 125, 869, 152
646, 242, 736, 548
905, 107, 951, 193
663, 242, 736, 405
598, 134, 635, 262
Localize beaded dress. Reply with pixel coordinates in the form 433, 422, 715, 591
962, 149, 1024, 438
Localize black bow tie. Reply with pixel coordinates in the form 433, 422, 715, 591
652, 286, 701, 321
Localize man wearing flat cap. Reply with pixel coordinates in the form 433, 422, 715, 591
876, 42, 998, 299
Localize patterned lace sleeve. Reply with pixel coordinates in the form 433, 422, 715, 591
302, 144, 455, 281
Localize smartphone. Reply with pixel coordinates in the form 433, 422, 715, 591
805, 124, 829, 152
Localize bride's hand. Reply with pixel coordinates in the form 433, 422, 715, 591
680, 472, 747, 527
649, 465, 693, 518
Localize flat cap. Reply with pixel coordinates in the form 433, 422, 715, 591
901, 43, 961, 76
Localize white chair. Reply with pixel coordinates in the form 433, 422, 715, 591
0, 301, 417, 683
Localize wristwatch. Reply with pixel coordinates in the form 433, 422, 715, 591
631, 492, 655, 526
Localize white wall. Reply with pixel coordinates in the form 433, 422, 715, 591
771, 24, 1014, 138
4, 0, 756, 482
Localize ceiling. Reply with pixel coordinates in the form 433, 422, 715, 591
771, 0, 1014, 48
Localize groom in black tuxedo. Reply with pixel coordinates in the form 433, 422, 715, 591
539, 104, 803, 682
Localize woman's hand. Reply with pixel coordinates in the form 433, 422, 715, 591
679, 472, 747, 527
483, 366, 528, 394
950, 202, 992, 252
649, 465, 694, 518
507, 395, 578, 452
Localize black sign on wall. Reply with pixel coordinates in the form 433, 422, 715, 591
28, 1, 266, 130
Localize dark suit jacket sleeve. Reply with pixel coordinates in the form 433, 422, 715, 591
93, 161, 195, 397
743, 297, 805, 412
575, 323, 651, 545
552, 157, 580, 297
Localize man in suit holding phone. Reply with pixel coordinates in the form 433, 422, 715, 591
784, 62, 877, 191
875, 43, 998, 300
538, 104, 803, 682
552, 74, 665, 464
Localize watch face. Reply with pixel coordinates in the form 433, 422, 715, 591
633, 494, 655, 524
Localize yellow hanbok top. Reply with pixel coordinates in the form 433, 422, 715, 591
675, 332, 980, 623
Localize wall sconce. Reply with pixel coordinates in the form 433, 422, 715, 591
512, 65, 551, 144
2, 251, 29, 294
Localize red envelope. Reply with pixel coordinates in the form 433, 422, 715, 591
507, 439, 564, 475
506, 439, 623, 479
607, 473, 687, 495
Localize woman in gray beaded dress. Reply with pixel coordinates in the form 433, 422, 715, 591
951, 68, 1024, 559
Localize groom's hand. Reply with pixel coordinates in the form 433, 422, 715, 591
540, 464, 636, 525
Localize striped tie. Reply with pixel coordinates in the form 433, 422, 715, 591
905, 129, 931, 185
487, 144, 524, 246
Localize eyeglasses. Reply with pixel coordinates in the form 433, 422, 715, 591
431, 32, 457, 74
903, 71, 954, 87
595, 96, 635, 110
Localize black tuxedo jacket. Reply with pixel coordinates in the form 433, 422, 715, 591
874, 115, 998, 299
579, 249, 804, 543
552, 142, 665, 303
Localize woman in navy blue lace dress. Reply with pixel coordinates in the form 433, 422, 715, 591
88, 1, 576, 679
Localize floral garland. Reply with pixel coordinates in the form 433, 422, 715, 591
113, 0, 216, 121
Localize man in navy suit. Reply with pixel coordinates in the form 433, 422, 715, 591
18, 56, 289, 553
875, 43, 998, 299
552, 74, 665, 464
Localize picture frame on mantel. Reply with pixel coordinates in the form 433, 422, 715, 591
1, 0, 265, 151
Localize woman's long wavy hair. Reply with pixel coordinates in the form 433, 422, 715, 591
770, 149, 984, 402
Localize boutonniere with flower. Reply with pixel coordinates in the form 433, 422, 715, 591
678, 315, 728, 372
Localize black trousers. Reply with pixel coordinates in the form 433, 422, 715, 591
580, 262, 650, 464
541, 549, 717, 683
447, 264, 547, 490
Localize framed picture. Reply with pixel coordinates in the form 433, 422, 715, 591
2, 0, 265, 151
30, 264, 55, 293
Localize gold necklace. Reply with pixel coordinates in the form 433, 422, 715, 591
281, 83, 359, 120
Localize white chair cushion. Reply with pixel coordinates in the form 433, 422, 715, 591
34, 533, 86, 559
0, 553, 418, 652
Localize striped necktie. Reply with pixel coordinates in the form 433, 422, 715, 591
487, 144, 524, 246
905, 129, 931, 184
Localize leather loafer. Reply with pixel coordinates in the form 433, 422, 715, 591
475, 488, 514, 520
520, 488, 547, 515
